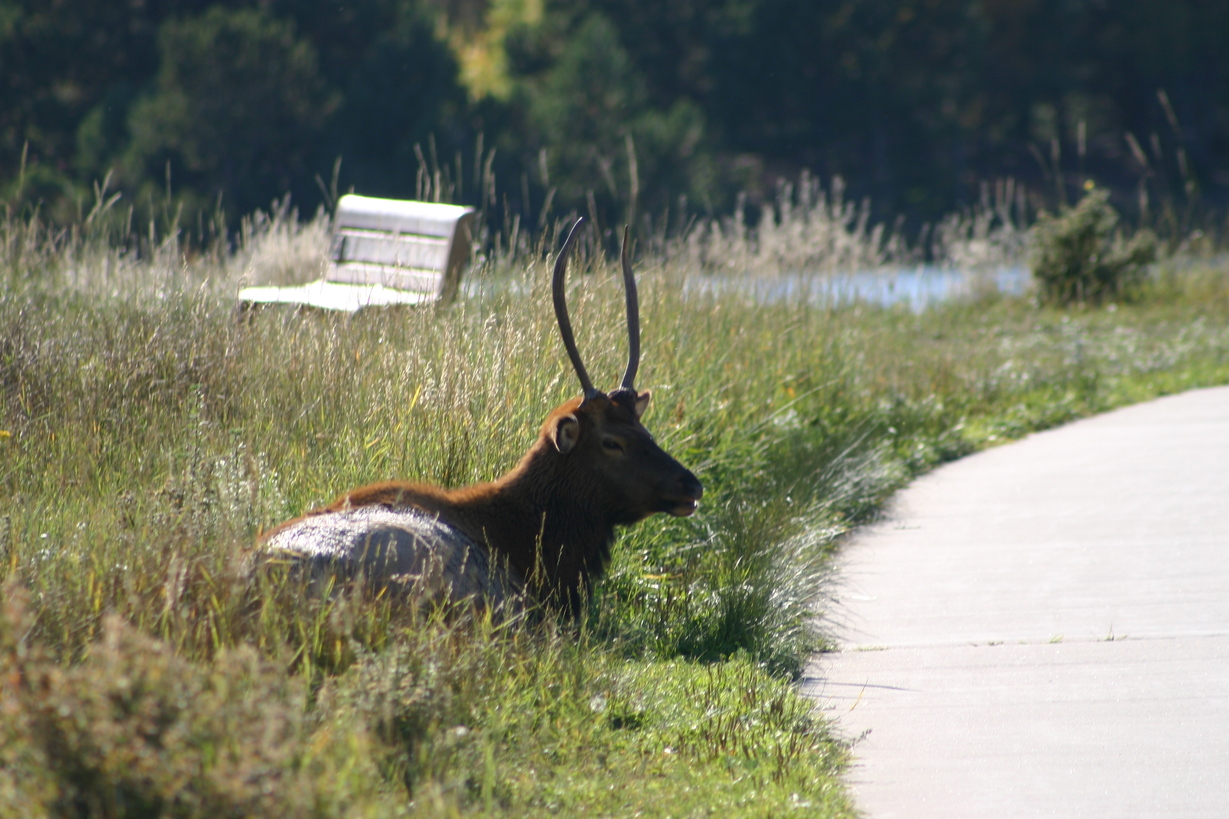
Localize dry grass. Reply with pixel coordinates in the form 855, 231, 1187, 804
2, 191, 1228, 816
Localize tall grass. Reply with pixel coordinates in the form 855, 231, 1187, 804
678, 173, 1030, 278
3, 191, 1229, 816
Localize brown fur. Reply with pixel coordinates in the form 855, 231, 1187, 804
264, 389, 702, 613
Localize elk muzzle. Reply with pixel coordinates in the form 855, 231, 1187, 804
662, 468, 703, 517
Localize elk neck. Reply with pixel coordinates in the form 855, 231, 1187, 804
441, 431, 616, 608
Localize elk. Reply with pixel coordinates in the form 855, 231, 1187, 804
260, 218, 703, 615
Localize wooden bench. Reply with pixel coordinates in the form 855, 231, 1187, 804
238, 195, 475, 312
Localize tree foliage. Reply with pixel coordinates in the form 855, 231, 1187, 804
1, 0, 1226, 229
125, 7, 333, 212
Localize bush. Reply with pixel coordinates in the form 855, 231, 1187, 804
0, 586, 321, 818
1030, 187, 1157, 305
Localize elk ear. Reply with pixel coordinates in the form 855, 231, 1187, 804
552, 414, 580, 453
634, 390, 651, 420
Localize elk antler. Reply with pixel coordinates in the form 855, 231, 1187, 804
619, 226, 640, 392
553, 219, 642, 400
553, 217, 597, 400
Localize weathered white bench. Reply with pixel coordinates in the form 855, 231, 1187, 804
239, 195, 475, 312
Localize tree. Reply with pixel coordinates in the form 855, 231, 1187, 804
515, 10, 712, 221
125, 6, 333, 216
323, 5, 468, 199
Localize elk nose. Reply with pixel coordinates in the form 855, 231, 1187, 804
680, 470, 703, 500
665, 470, 703, 517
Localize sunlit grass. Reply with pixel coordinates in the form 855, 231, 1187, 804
2, 199, 1228, 815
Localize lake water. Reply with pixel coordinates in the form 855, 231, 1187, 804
465, 265, 1030, 311
682, 265, 1029, 311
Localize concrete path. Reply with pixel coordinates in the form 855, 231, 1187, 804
803, 386, 1229, 818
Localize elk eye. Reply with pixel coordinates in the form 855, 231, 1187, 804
602, 438, 624, 453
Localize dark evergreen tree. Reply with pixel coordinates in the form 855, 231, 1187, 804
0, 0, 1226, 228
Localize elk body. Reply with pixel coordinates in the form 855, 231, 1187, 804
261, 219, 703, 614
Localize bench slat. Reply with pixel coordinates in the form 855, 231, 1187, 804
330, 230, 451, 273
335, 198, 471, 237
327, 263, 445, 293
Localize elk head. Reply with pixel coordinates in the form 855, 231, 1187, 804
547, 218, 703, 524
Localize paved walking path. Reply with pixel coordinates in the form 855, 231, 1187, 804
803, 386, 1229, 818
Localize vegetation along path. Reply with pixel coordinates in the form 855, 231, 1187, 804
805, 385, 1229, 817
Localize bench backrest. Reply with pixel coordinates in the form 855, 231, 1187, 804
327, 195, 475, 303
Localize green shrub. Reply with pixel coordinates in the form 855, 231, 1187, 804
0, 585, 324, 818
1030, 187, 1157, 305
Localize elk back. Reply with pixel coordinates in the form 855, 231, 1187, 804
262, 506, 522, 611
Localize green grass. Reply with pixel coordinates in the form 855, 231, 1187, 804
2, 204, 1229, 816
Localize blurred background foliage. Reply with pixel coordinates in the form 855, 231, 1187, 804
2, 0, 1227, 235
